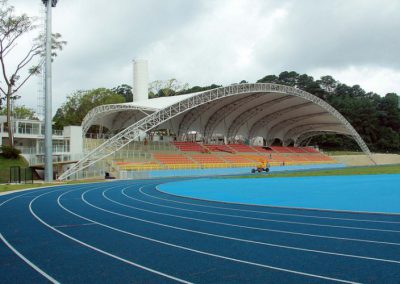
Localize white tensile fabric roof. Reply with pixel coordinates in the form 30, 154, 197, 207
59, 83, 372, 180
83, 87, 354, 147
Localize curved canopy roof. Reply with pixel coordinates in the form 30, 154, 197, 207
60, 83, 372, 180
82, 93, 198, 134
82, 85, 364, 148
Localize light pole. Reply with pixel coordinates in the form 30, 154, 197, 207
42, 0, 58, 182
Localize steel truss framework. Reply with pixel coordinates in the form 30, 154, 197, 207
296, 131, 344, 147
59, 83, 373, 180
265, 112, 329, 143
226, 95, 295, 139
82, 104, 157, 134
177, 103, 215, 137
248, 101, 312, 139
203, 93, 264, 139
282, 123, 345, 146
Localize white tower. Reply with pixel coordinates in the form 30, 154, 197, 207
133, 59, 149, 102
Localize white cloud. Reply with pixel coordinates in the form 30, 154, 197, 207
143, 0, 289, 85
310, 66, 400, 96
3, 0, 400, 115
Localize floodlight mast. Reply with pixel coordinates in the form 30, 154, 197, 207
42, 0, 58, 8
42, 0, 57, 181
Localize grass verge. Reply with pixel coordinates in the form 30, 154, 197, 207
2, 165, 400, 193
0, 156, 29, 183
232, 164, 400, 179
0, 179, 105, 194
0, 156, 28, 170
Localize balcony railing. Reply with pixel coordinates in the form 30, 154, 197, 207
28, 153, 84, 165
17, 145, 70, 155
2, 128, 64, 136
17, 128, 40, 135
41, 129, 64, 136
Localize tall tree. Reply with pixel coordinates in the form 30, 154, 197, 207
0, 105, 37, 119
256, 74, 280, 84
112, 84, 133, 102
278, 71, 298, 86
256, 72, 400, 153
178, 84, 222, 95
149, 78, 189, 98
0, 0, 66, 147
53, 88, 125, 129
317, 75, 337, 94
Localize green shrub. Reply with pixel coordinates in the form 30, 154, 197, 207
1, 146, 21, 159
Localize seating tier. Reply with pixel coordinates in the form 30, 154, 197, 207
253, 146, 274, 153
111, 141, 336, 172
154, 153, 195, 165
204, 144, 235, 153
290, 147, 308, 153
191, 154, 225, 164
269, 146, 295, 153
228, 144, 257, 152
172, 142, 206, 152
221, 155, 253, 163
303, 147, 320, 153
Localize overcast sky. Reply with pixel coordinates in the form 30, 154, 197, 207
6, 0, 400, 115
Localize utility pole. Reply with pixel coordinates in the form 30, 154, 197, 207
42, 0, 58, 182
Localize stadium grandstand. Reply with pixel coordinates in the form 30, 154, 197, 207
58, 60, 373, 180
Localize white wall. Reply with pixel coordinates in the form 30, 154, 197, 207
63, 126, 83, 157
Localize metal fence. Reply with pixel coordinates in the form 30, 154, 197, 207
0, 166, 34, 184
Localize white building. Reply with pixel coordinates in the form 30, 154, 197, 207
0, 115, 83, 174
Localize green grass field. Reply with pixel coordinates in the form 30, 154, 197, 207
1, 162, 400, 194
0, 155, 106, 194
0, 156, 29, 184
0, 179, 105, 194
0, 156, 28, 170
232, 164, 400, 179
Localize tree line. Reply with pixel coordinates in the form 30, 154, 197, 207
2, 0, 398, 155
52, 71, 400, 153
256, 72, 399, 153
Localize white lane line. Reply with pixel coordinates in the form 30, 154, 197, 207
103, 188, 400, 247
53, 222, 95, 228
0, 182, 122, 208
134, 188, 400, 234
29, 190, 191, 284
87, 188, 400, 264
0, 233, 60, 284
153, 185, 400, 222
0, 184, 101, 284
58, 189, 358, 284
0, 189, 51, 207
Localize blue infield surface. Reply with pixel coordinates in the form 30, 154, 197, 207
1, 177, 400, 283
159, 174, 400, 214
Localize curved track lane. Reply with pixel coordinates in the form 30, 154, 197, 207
1, 179, 400, 283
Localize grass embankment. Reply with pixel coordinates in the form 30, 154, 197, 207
0, 178, 105, 194
0, 156, 29, 184
233, 164, 400, 179
0, 156, 28, 170
0, 156, 105, 194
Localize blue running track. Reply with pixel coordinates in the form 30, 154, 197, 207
160, 174, 400, 214
1, 178, 400, 283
